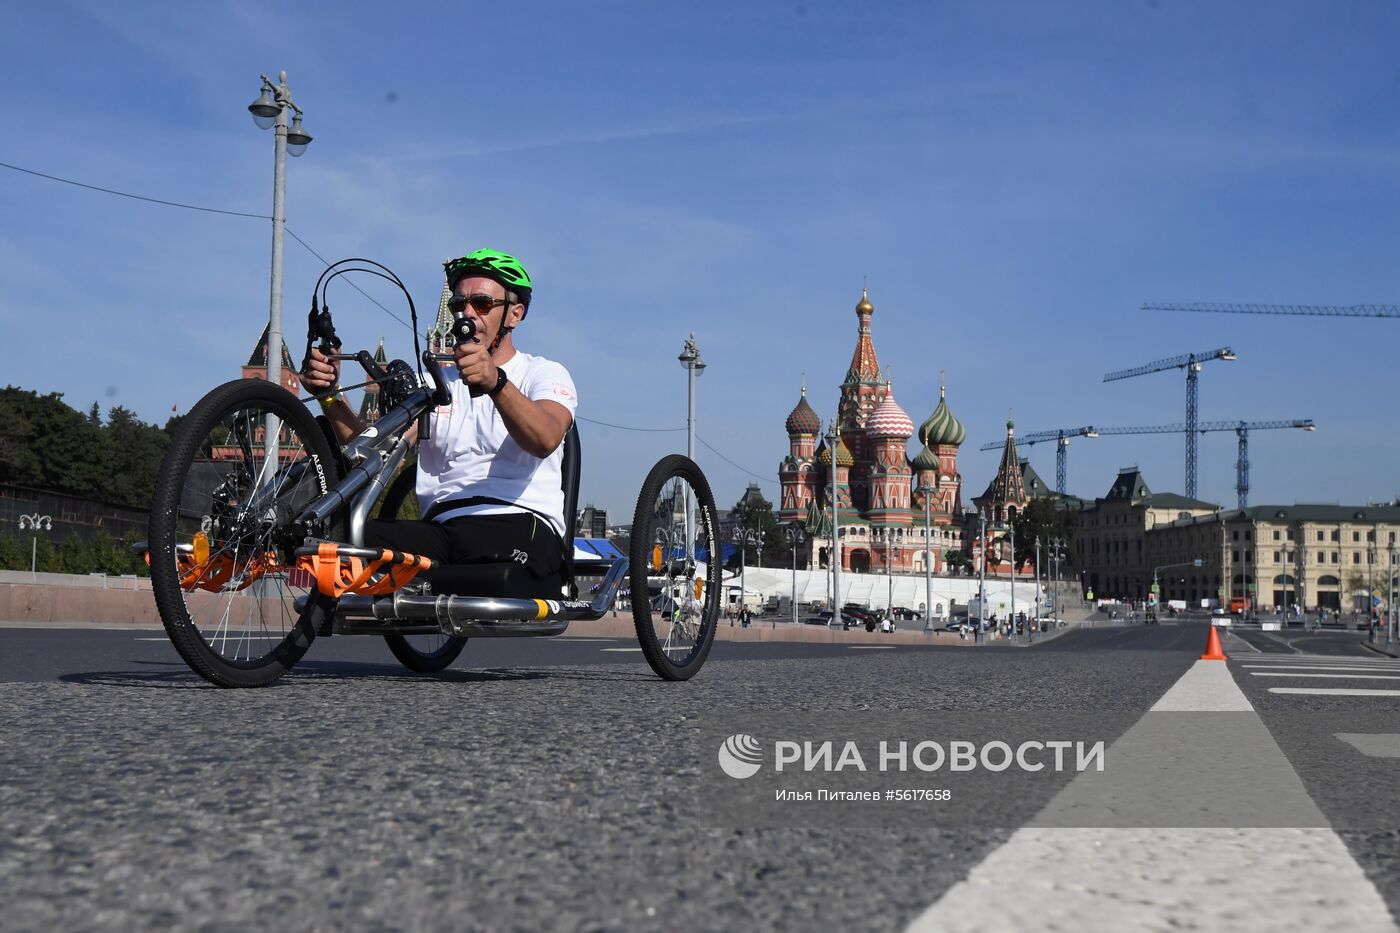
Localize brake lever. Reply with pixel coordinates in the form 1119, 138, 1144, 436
303, 302, 342, 373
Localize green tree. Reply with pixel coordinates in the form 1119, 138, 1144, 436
0, 386, 109, 496
57, 534, 90, 575
943, 548, 971, 576
1012, 498, 1080, 571
102, 405, 169, 509
0, 529, 26, 571
730, 484, 783, 569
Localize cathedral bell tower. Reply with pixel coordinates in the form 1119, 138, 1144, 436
837, 287, 885, 514
778, 380, 822, 524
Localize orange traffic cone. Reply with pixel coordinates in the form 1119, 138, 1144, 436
1200, 625, 1228, 661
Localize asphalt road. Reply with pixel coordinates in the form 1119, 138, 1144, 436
2, 622, 1397, 931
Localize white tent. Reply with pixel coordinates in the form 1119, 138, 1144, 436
733, 567, 1041, 618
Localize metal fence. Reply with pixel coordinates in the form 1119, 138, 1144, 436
0, 484, 149, 543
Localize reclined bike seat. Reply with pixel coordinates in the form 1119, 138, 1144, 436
417, 422, 582, 600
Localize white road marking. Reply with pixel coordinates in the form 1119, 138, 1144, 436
1250, 672, 1400, 679
847, 645, 896, 650
1242, 652, 1391, 660
903, 661, 1394, 932
599, 647, 644, 652
1243, 662, 1398, 669
1335, 733, 1400, 758
1245, 662, 1400, 670
1269, 687, 1400, 697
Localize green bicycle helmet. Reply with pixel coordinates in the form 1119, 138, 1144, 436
444, 248, 533, 309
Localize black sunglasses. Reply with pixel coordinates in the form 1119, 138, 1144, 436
447, 293, 509, 315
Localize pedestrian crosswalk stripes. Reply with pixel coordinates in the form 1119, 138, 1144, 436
1250, 672, 1400, 679
1268, 687, 1400, 697
1243, 655, 1397, 661
1244, 665, 1400, 672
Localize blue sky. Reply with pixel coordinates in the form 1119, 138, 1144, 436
4, 0, 1399, 519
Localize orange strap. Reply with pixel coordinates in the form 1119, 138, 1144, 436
296, 542, 434, 598
149, 549, 279, 593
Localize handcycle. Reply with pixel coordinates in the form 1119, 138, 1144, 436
144, 259, 722, 687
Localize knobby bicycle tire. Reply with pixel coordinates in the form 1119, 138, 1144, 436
149, 379, 343, 687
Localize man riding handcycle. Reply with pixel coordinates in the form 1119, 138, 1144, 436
145, 249, 721, 687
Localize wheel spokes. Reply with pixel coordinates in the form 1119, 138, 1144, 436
174, 401, 321, 665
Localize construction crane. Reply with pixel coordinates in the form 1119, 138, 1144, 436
1143, 302, 1400, 319
978, 426, 1097, 495
1093, 419, 1316, 509
1103, 347, 1237, 499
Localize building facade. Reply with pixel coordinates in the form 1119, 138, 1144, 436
1076, 467, 1219, 601
1146, 504, 1400, 611
776, 290, 966, 576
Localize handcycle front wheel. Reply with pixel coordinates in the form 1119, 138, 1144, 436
629, 454, 721, 681
149, 379, 344, 688
376, 464, 468, 673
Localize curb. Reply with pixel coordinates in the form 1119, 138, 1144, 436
1362, 640, 1400, 659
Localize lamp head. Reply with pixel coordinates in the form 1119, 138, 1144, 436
248, 86, 278, 129
286, 114, 312, 156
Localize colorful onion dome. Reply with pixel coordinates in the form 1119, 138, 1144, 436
785, 388, 822, 435
866, 386, 913, 438
817, 435, 854, 467
919, 384, 966, 448
912, 445, 940, 472
855, 287, 874, 316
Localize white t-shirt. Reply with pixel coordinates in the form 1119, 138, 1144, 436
416, 350, 578, 537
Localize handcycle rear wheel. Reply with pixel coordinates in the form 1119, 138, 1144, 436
149, 379, 343, 687
376, 464, 468, 672
629, 455, 721, 680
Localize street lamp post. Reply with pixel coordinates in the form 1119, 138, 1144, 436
1369, 541, 1377, 639
1388, 539, 1396, 647
18, 513, 52, 577
784, 524, 805, 628
978, 508, 988, 639
248, 72, 312, 466
828, 418, 842, 625
677, 334, 706, 464
868, 526, 890, 613
731, 526, 763, 625
1035, 535, 1042, 634
1010, 519, 1017, 633
917, 483, 934, 632
1050, 535, 1065, 628
677, 334, 705, 562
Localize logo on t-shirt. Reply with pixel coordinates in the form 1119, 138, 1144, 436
552, 384, 574, 400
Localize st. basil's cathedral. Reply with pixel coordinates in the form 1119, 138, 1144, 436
776, 289, 974, 576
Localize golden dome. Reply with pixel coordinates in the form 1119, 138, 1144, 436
817, 436, 854, 467
855, 287, 874, 316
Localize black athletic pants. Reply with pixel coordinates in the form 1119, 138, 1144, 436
364, 513, 564, 596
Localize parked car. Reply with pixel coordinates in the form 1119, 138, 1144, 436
799, 610, 856, 628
